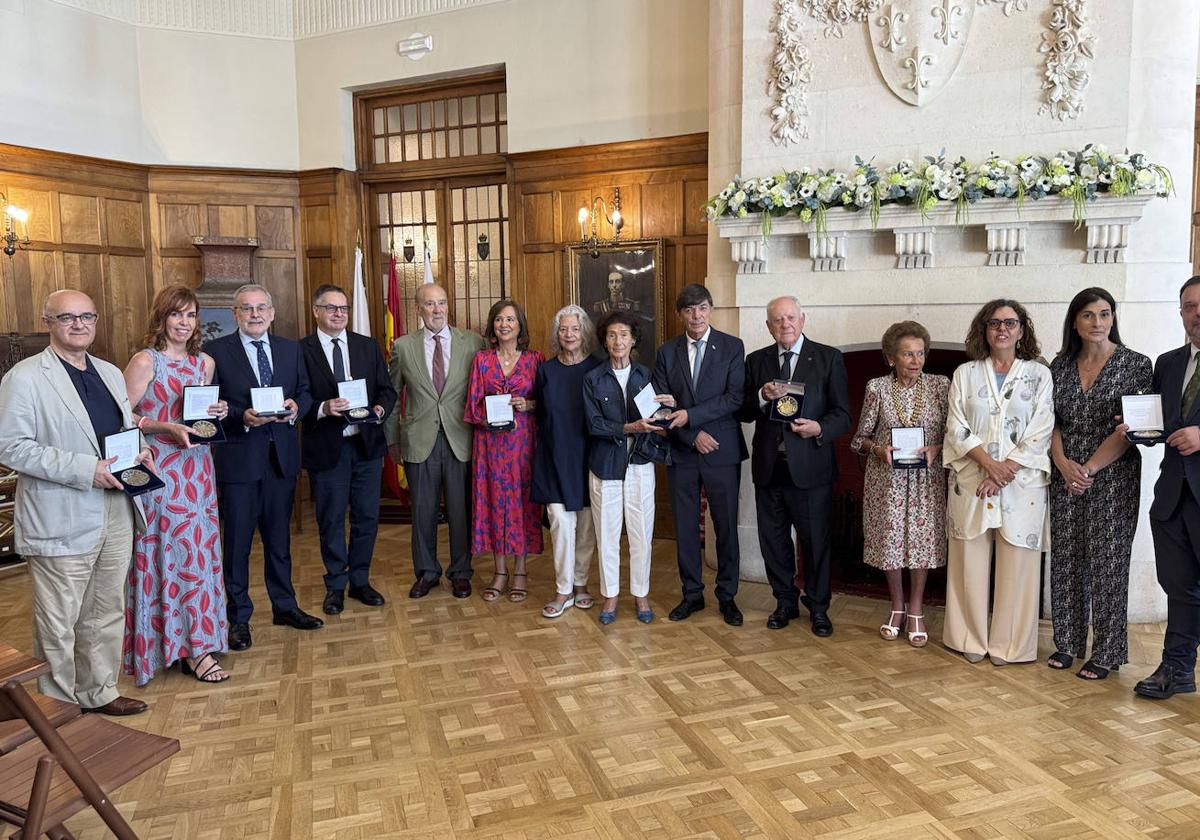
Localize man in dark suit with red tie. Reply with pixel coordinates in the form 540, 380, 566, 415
1137, 276, 1200, 699
739, 295, 851, 636
299, 284, 397, 616
653, 284, 748, 626
205, 283, 321, 652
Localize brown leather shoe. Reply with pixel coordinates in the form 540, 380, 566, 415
409, 576, 440, 599
451, 578, 472, 598
81, 696, 148, 716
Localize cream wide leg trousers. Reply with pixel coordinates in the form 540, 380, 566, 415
588, 463, 655, 599
547, 503, 597, 596
27, 490, 134, 708
944, 530, 1042, 663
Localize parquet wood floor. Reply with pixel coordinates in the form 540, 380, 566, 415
0, 508, 1195, 839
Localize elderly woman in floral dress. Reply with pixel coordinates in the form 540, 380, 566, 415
851, 321, 949, 647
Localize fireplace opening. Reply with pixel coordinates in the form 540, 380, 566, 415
824, 345, 968, 605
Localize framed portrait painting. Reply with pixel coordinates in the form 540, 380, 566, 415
565, 239, 665, 365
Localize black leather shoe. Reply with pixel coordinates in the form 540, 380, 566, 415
228, 622, 252, 651
348, 583, 386, 607
272, 608, 324, 630
1135, 661, 1197, 699
766, 605, 799, 630
668, 598, 705, 621
810, 612, 833, 637
451, 578, 472, 598
719, 599, 743, 627
409, 577, 440, 599
323, 590, 344, 615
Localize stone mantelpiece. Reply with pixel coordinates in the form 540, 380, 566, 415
192, 235, 260, 307
715, 194, 1154, 275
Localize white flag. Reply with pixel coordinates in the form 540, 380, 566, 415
351, 245, 371, 337
422, 246, 434, 285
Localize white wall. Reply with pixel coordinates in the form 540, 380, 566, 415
709, 0, 1199, 621
293, 0, 709, 169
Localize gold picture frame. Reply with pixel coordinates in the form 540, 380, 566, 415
565, 238, 666, 364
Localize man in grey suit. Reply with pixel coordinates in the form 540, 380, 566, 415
385, 283, 485, 598
0, 290, 150, 716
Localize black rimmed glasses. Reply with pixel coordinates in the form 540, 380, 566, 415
985, 318, 1020, 331
315, 304, 351, 315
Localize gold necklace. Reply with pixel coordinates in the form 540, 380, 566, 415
890, 373, 924, 426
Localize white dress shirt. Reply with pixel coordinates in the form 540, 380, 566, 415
239, 330, 273, 386
423, 325, 452, 382
686, 326, 712, 375
316, 329, 357, 436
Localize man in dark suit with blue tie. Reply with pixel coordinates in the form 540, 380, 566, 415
205, 283, 321, 652
299, 284, 397, 616
739, 296, 851, 636
1137, 276, 1200, 699
653, 284, 748, 625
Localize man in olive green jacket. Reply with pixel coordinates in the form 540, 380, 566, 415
385, 283, 485, 598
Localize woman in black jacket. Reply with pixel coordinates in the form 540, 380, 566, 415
583, 311, 672, 625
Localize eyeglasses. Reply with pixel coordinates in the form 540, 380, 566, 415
235, 304, 274, 315
985, 318, 1021, 330
46, 312, 98, 325
315, 304, 351, 315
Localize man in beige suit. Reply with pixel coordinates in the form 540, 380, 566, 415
0, 290, 150, 715
385, 283, 485, 598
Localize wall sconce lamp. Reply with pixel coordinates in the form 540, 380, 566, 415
1, 193, 29, 258
577, 187, 623, 259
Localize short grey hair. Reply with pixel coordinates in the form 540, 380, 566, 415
548, 304, 596, 356
766, 295, 802, 316
233, 283, 274, 307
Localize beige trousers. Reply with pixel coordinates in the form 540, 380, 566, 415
944, 530, 1042, 663
547, 503, 596, 596
27, 491, 134, 707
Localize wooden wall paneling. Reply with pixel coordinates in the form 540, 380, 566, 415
159, 203, 204, 249
256, 256, 300, 339
683, 242, 708, 291
521, 192, 555, 245
161, 257, 202, 289
640, 181, 682, 239
105, 198, 144, 249
255, 205, 295, 251
108, 255, 149, 360
522, 251, 560, 352
683, 179, 708, 237
8, 187, 54, 243
209, 205, 249, 238
60, 193, 102, 246
62, 252, 107, 350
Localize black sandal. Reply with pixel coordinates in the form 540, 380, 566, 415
1047, 652, 1074, 670
1077, 659, 1117, 681
182, 653, 229, 683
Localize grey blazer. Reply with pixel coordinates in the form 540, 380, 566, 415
384, 327, 485, 463
0, 346, 146, 556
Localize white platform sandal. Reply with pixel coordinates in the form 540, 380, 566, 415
880, 609, 905, 640
906, 614, 928, 648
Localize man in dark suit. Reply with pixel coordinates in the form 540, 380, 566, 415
653, 283, 747, 626
300, 284, 398, 616
738, 295, 850, 636
205, 283, 321, 651
1137, 276, 1200, 699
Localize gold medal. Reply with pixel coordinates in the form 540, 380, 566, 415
348, 407, 370, 420
120, 468, 150, 487
776, 395, 799, 417
190, 420, 217, 439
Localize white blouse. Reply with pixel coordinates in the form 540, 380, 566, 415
943, 357, 1054, 549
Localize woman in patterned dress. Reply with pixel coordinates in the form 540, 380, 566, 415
1048, 288, 1152, 680
122, 284, 230, 685
943, 299, 1054, 666
850, 322, 949, 647
464, 299, 544, 603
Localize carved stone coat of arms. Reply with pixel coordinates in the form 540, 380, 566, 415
869, 0, 976, 106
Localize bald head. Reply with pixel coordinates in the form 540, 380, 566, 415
415, 283, 449, 332
43, 289, 99, 356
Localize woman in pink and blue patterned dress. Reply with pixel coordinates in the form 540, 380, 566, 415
464, 299, 544, 603
122, 284, 230, 685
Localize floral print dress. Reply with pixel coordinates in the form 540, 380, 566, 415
851, 373, 949, 570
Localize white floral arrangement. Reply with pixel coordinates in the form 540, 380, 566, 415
705, 144, 1172, 234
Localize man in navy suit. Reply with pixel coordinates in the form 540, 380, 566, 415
300, 284, 397, 616
205, 283, 321, 652
1137, 276, 1200, 699
739, 296, 851, 636
653, 284, 747, 626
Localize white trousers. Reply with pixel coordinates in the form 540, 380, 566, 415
547, 503, 596, 595
27, 491, 134, 708
589, 463, 655, 598
944, 530, 1042, 663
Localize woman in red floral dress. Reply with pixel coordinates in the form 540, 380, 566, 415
122, 285, 230, 685
464, 299, 544, 602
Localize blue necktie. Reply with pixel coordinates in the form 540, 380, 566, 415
331, 337, 346, 382
252, 340, 273, 387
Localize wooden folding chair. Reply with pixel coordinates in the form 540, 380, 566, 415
0, 679, 179, 839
